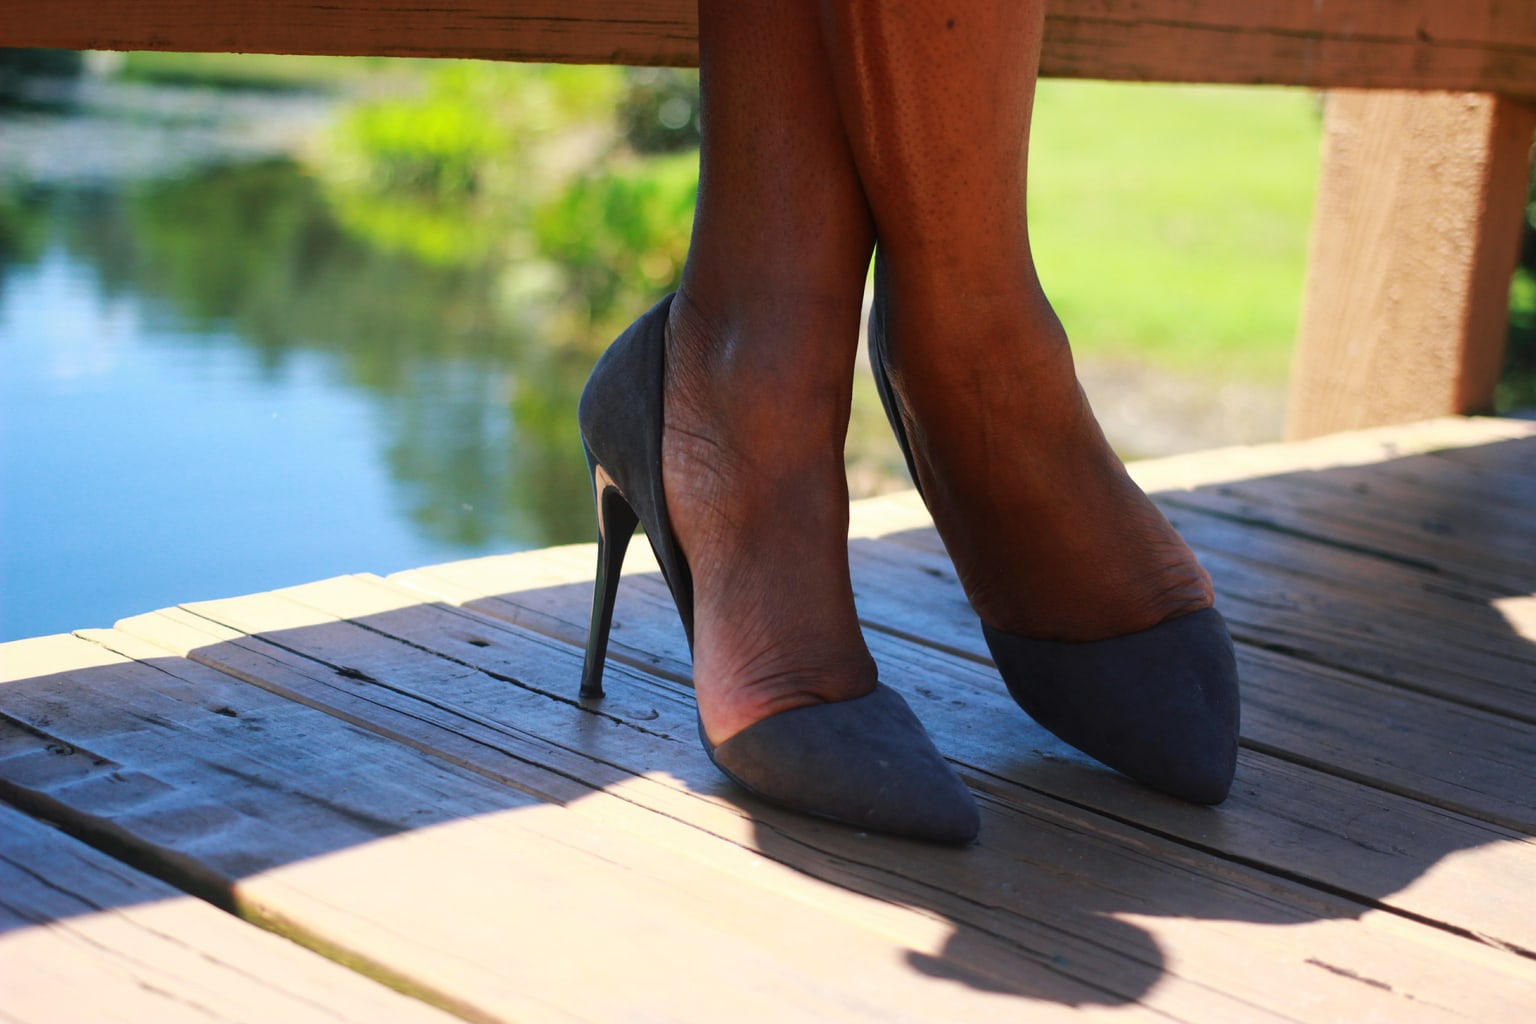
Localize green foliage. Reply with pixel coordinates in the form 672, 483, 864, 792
1506, 167, 1536, 412
313, 62, 630, 266
531, 150, 696, 331
0, 184, 52, 267
311, 61, 694, 345
319, 76, 518, 267
1500, 266, 1536, 413
618, 68, 701, 153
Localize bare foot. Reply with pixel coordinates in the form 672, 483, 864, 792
877, 280, 1214, 642
663, 293, 877, 744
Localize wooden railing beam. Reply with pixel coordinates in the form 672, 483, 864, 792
1287, 91, 1536, 439
3, 2, 1535, 97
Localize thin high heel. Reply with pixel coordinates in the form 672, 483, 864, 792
579, 448, 640, 699
578, 294, 980, 842
868, 259, 1239, 804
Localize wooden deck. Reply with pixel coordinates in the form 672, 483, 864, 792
4, 414, 1535, 1022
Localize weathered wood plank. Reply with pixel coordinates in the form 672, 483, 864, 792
158, 568, 1536, 970
100, 584, 1536, 1018
847, 548, 1536, 833
1172, 536, 1536, 724
1337, 444, 1536, 511
1043, 2, 1536, 96
1287, 91, 1536, 437
2, 634, 1128, 1022
3, 1, 1534, 96
1161, 470, 1536, 596
391, 543, 1536, 958
1206, 482, 1535, 588
0, 802, 459, 1024
855, 444, 1536, 722
1123, 416, 1536, 494
1431, 432, 1536, 485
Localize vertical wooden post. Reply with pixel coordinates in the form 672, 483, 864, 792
1286, 91, 1536, 440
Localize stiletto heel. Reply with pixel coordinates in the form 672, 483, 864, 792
868, 258, 1240, 804
578, 294, 979, 842
580, 445, 641, 699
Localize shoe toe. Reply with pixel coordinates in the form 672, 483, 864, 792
706, 683, 980, 844
986, 607, 1240, 805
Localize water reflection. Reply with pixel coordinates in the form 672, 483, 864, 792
1, 162, 596, 640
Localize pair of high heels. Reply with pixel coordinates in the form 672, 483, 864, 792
866, 261, 1239, 804
577, 285, 1238, 846
578, 295, 980, 843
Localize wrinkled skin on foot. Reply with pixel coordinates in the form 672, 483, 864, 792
663, 294, 878, 745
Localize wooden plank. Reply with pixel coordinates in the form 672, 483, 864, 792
100, 585, 1536, 1018
0, 634, 1347, 1022
1170, 517, 1536, 724
379, 428, 1536, 952
1287, 91, 1536, 438
1159, 466, 1536, 596
1432, 433, 1536, 485
256, 569, 1536, 960
1, 633, 1130, 1022
1043, 2, 1536, 96
5, 416, 1532, 1019
1207, 475, 1535, 583
1114, 424, 1536, 718
2, 1, 1534, 96
1125, 417, 1536, 495
1334, 443, 1536, 512
861, 485, 1536, 726
0, 803, 459, 1024
847, 539, 1536, 832
393, 516, 1536, 815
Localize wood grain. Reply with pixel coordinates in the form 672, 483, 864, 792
389, 539, 1536, 957
0, 632, 1427, 1022
1287, 91, 1536, 437
93, 589, 1536, 1018
0, 803, 459, 1024
2, 1, 1534, 95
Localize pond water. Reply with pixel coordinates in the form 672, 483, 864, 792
0, 78, 618, 640
0, 165, 605, 641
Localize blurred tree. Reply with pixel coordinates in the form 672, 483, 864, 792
618, 68, 700, 153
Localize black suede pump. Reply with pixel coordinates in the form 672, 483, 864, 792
578, 295, 980, 842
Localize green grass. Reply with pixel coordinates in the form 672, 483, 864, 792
1027, 81, 1323, 381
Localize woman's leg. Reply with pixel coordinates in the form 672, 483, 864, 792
819, 1, 1214, 641
668, 1, 879, 743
